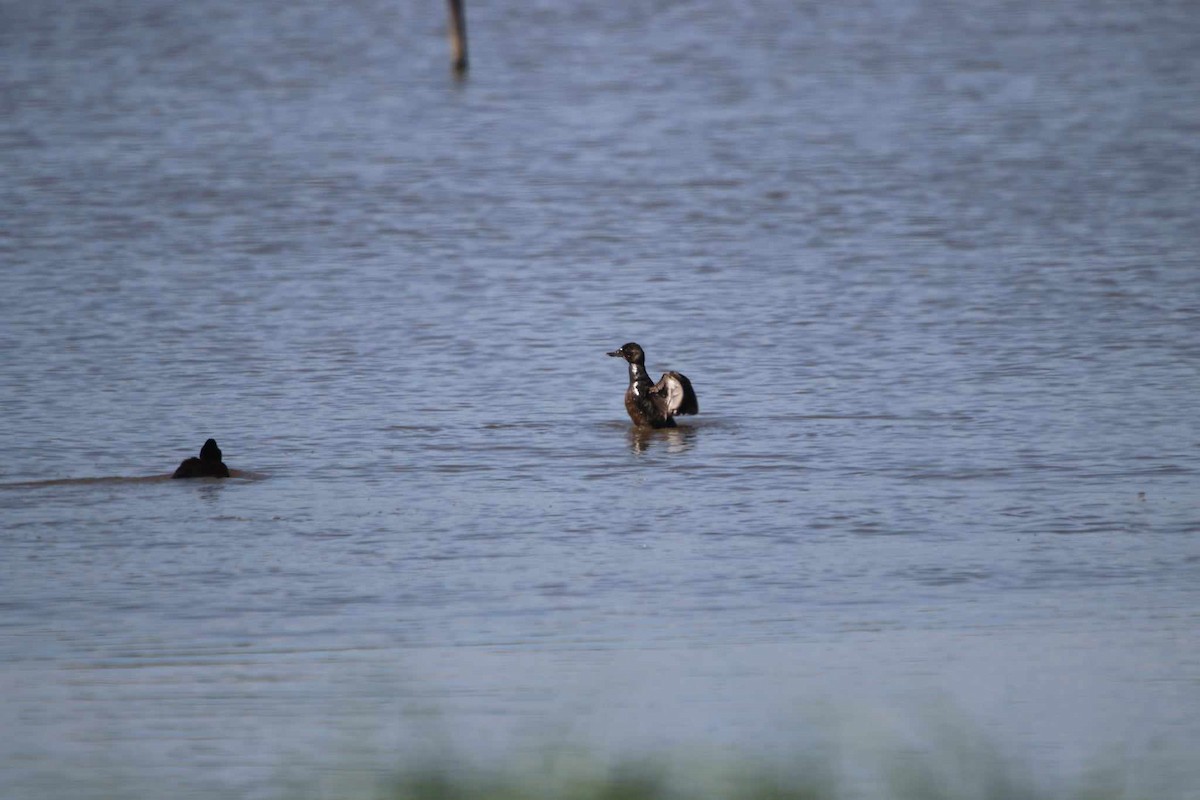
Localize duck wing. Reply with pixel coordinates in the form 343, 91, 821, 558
652, 371, 699, 417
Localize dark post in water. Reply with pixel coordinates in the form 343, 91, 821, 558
447, 0, 468, 74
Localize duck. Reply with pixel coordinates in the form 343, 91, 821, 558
172, 438, 231, 479
607, 342, 698, 428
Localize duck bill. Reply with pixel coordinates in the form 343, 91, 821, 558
607, 349, 623, 357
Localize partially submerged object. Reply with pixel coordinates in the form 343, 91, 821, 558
172, 438, 230, 479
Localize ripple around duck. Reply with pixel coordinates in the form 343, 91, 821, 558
0, 475, 171, 490
0, 470, 268, 490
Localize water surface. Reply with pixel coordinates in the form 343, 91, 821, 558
2, 1, 1199, 798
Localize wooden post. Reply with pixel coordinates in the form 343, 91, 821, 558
447, 0, 468, 74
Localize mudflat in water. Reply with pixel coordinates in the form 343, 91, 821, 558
2, 1, 1198, 797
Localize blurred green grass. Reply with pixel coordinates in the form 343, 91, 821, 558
354, 758, 1131, 800
14, 712, 1179, 800
305, 728, 1145, 800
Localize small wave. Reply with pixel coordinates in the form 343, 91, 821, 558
0, 475, 170, 490
0, 469, 264, 490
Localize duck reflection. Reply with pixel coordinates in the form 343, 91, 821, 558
628, 424, 696, 455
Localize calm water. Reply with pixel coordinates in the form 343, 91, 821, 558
2, 0, 1199, 797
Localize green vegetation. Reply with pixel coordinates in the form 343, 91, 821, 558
297, 736, 1148, 800
18, 715, 1181, 800
344, 759, 1131, 800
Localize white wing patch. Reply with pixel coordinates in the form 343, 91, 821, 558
662, 375, 686, 414
654, 371, 699, 416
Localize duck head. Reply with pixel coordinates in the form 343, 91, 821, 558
199, 438, 223, 463
607, 342, 645, 365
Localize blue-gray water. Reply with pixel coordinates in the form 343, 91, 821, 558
2, 0, 1199, 797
